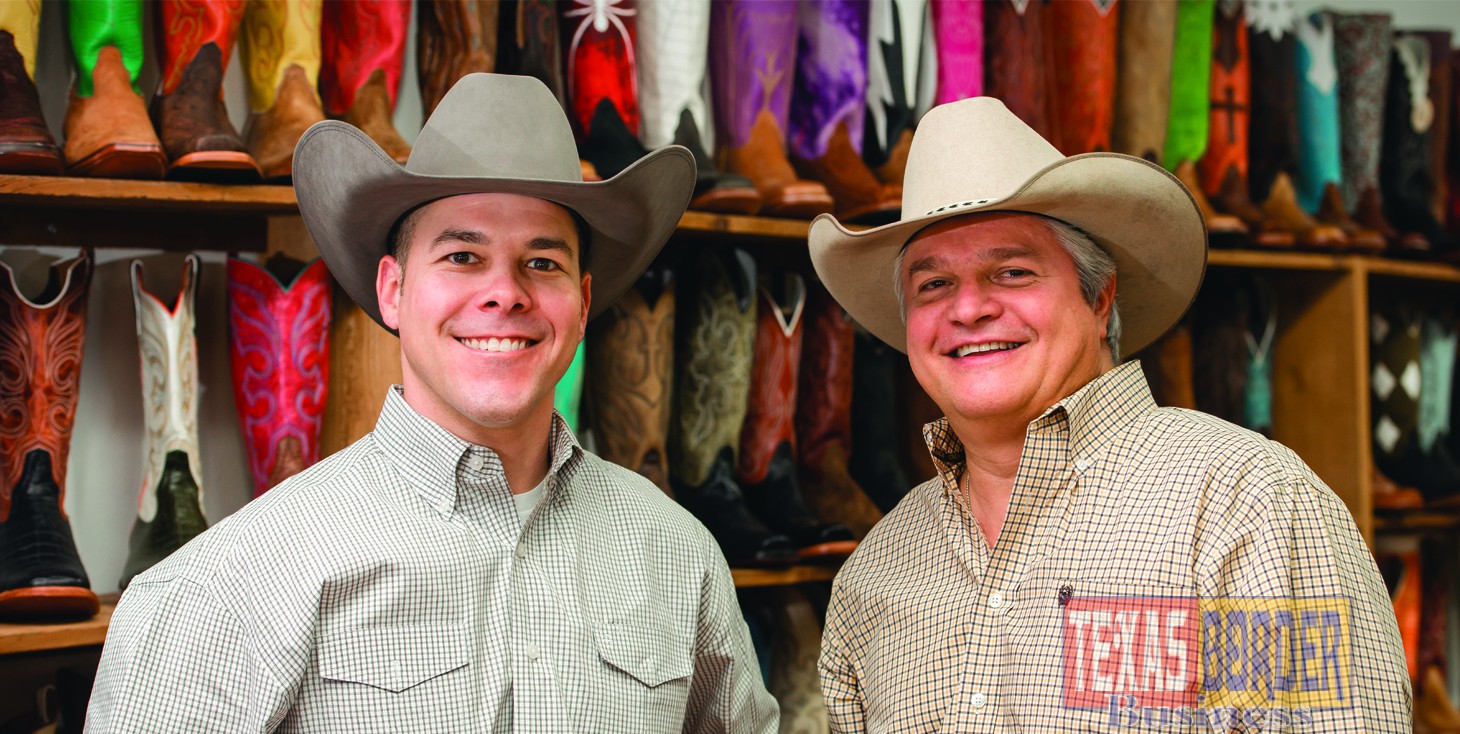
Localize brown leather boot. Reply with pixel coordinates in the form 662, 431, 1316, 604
341, 70, 410, 164
245, 65, 325, 182
62, 46, 165, 179
1417, 665, 1460, 734
417, 0, 498, 118
0, 30, 62, 175
1112, 0, 1176, 163
153, 42, 260, 183
725, 110, 834, 219
1373, 466, 1424, 510
1317, 182, 1387, 253
874, 128, 913, 187
792, 122, 903, 226
1261, 172, 1349, 250
1174, 160, 1247, 241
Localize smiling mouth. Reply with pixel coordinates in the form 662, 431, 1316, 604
953, 341, 1023, 358
457, 337, 536, 353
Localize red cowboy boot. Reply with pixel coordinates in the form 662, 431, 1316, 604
153, 0, 259, 182
1043, 0, 1120, 155
228, 256, 332, 497
738, 274, 857, 558
789, 0, 901, 225
864, 0, 931, 187
797, 285, 885, 538
1376, 536, 1422, 682
1199, 1, 1295, 248
62, 1, 166, 179
585, 268, 675, 494
1113, 0, 1175, 163
0, 3, 62, 175
0, 254, 96, 621
1417, 538, 1460, 733
501, 0, 603, 180
709, 0, 833, 219
561, 0, 652, 181
240, 0, 327, 181
321, 0, 412, 163
984, 0, 1051, 140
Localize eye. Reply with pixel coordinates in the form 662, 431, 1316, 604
917, 278, 950, 293
446, 251, 477, 265
526, 257, 561, 272
998, 267, 1035, 280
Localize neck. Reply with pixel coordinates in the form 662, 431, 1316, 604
949, 418, 1026, 490
400, 387, 555, 495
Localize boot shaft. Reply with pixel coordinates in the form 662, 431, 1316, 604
1164, 0, 1216, 169
984, 0, 1050, 140
158, 0, 245, 96
931, 0, 980, 106
1044, 0, 1119, 156
241, 0, 323, 114
636, 0, 711, 151
585, 275, 675, 491
68, 0, 145, 97
1332, 11, 1393, 210
320, 0, 411, 117
562, 0, 640, 142
132, 256, 203, 517
737, 275, 805, 484
1112, 0, 1175, 162
707, 0, 798, 152
865, 0, 929, 168
788, 0, 870, 162
227, 257, 332, 497
0, 0, 42, 79
502, 0, 564, 108
1382, 32, 1445, 242
0, 255, 90, 518
1295, 12, 1343, 214
416, 0, 499, 118
1197, 0, 1250, 196
796, 284, 854, 472
1245, 0, 1298, 201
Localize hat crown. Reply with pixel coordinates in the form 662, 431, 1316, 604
406, 74, 583, 183
902, 97, 1064, 218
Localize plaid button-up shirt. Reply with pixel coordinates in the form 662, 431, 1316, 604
87, 387, 777, 733
820, 362, 1410, 732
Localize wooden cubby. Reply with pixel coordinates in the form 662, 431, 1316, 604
0, 173, 1456, 655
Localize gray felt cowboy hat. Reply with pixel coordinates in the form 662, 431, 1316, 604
808, 97, 1207, 357
292, 73, 695, 332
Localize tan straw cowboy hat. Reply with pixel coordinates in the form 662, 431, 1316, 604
293, 73, 695, 333
808, 97, 1207, 356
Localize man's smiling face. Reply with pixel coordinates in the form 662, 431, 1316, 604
377, 192, 590, 440
899, 211, 1114, 429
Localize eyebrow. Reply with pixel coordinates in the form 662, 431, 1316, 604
903, 245, 1041, 279
426, 230, 576, 259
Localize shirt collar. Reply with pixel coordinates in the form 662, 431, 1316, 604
373, 386, 583, 518
921, 360, 1156, 479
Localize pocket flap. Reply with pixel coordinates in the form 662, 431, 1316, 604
595, 622, 693, 688
319, 625, 469, 693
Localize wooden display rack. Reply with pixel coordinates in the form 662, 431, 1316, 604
0, 174, 1457, 656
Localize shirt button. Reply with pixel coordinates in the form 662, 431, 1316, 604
1074, 458, 1091, 473
468, 456, 484, 472
989, 591, 1006, 610
514, 545, 526, 559
526, 643, 541, 661
971, 691, 987, 709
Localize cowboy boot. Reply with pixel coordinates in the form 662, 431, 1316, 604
0, 254, 95, 621
931, 0, 982, 107
560, 0, 651, 182
1246, 0, 1296, 201
766, 588, 830, 730
503, 1, 601, 180
1383, 33, 1451, 257
1376, 535, 1422, 682
865, 0, 930, 186
121, 256, 209, 590
61, 1, 165, 179
1411, 315, 1460, 502
789, 0, 902, 226
798, 287, 886, 535
1262, 171, 1348, 250
1240, 278, 1276, 436
1331, 12, 1403, 252
738, 274, 857, 558
1112, 0, 1175, 163
709, 0, 833, 219
1419, 32, 1452, 229
1044, 0, 1120, 156
669, 249, 797, 567
585, 268, 675, 494
1191, 271, 1249, 425
1451, 50, 1460, 238
152, 0, 258, 182
1199, 1, 1294, 248
849, 328, 913, 513
555, 341, 585, 432
637, 0, 760, 215
1372, 300, 1424, 493
1372, 466, 1423, 510
321, 0, 411, 163
1138, 321, 1196, 410
417, 0, 498, 118
0, 3, 61, 175
241, 0, 327, 181
227, 256, 332, 497
1166, 0, 1246, 241
1417, 538, 1460, 734
984, 0, 1050, 139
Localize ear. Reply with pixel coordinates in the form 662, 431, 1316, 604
578, 272, 592, 338
1093, 274, 1117, 340
377, 255, 403, 330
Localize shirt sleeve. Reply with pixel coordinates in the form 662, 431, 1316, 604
682, 532, 780, 734
819, 576, 867, 733
86, 577, 294, 733
1195, 465, 1412, 732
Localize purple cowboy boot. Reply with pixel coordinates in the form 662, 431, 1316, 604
789, 0, 901, 225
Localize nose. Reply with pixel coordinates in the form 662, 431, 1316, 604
475, 264, 532, 314
949, 279, 1002, 326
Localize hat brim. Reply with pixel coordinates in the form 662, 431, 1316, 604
808, 152, 1208, 356
293, 120, 696, 333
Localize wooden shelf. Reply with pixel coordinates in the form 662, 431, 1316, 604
1374, 510, 1460, 534
0, 595, 115, 655
1207, 247, 1350, 272
1362, 257, 1460, 284
731, 565, 838, 588
0, 174, 296, 215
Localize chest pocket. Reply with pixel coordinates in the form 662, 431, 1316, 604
594, 622, 693, 687
319, 624, 470, 693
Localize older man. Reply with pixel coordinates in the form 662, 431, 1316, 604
810, 98, 1409, 731
85, 75, 778, 733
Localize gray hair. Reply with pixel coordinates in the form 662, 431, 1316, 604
893, 213, 1122, 362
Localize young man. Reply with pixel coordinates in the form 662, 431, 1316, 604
86, 74, 778, 733
810, 98, 1409, 730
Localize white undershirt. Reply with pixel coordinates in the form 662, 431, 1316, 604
513, 477, 549, 528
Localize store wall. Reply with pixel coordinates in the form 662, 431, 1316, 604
13, 0, 1460, 595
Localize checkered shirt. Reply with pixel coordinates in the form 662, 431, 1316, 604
87, 387, 778, 733
819, 362, 1411, 732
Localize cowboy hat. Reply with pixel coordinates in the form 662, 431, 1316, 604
293, 73, 695, 332
808, 97, 1206, 356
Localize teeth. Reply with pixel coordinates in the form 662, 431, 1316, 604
460, 337, 530, 352
956, 341, 1019, 357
